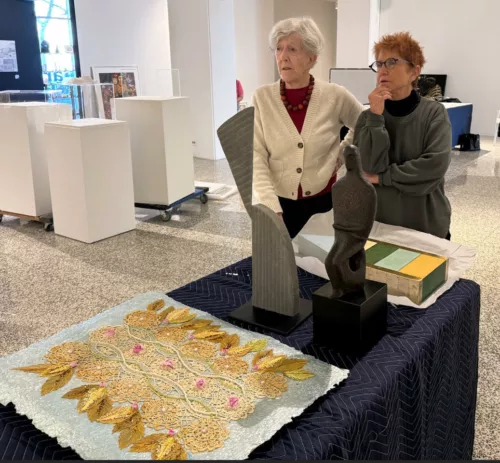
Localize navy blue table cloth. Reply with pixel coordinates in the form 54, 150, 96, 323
0, 258, 480, 460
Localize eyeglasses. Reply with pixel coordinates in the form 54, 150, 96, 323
369, 58, 413, 72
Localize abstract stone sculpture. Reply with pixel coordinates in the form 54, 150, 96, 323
217, 108, 310, 333
325, 144, 377, 299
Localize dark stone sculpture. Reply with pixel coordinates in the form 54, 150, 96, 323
325, 144, 377, 299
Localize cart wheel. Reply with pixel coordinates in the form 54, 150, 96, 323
161, 211, 172, 222
200, 193, 208, 204
44, 223, 54, 232
0, 214, 3, 223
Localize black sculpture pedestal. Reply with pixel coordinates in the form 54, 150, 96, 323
228, 299, 312, 336
312, 280, 388, 354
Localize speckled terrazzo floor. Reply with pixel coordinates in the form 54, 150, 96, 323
0, 139, 499, 459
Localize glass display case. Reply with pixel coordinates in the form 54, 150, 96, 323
0, 90, 62, 104
49, 83, 115, 119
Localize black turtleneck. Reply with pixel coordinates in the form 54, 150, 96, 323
385, 90, 421, 117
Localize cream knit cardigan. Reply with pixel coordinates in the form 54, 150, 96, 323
252, 78, 364, 214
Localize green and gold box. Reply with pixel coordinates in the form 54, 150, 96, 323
364, 239, 449, 305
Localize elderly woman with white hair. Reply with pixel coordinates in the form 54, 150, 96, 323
252, 17, 364, 239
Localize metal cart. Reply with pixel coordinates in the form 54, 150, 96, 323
135, 187, 209, 222
0, 210, 54, 231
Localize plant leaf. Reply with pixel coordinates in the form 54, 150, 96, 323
87, 397, 113, 422
98, 406, 138, 424
158, 306, 175, 322
78, 387, 108, 412
63, 384, 100, 400
119, 420, 145, 449
152, 436, 187, 460
147, 300, 166, 312
227, 345, 251, 357
130, 434, 166, 452
271, 359, 308, 373
167, 308, 196, 324
41, 368, 74, 396
284, 369, 315, 381
194, 330, 227, 341
246, 339, 268, 352
13, 364, 52, 375
258, 355, 286, 371
252, 349, 274, 366
40, 364, 72, 377
113, 413, 141, 434
220, 334, 240, 350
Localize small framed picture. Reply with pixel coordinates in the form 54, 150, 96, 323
90, 66, 141, 98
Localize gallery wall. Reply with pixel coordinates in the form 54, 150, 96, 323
0, 0, 43, 92
74, 0, 171, 96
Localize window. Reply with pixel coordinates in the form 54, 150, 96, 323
34, 0, 78, 86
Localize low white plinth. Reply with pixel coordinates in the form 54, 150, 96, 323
45, 118, 136, 243
115, 97, 195, 205
0, 102, 72, 217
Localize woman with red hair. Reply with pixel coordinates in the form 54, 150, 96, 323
354, 32, 452, 239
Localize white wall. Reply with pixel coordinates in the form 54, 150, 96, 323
380, 0, 500, 136
233, 0, 275, 104
336, 0, 371, 68
273, 0, 337, 83
74, 0, 171, 96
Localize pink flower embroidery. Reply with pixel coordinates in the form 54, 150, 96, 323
228, 396, 239, 408
161, 319, 169, 325
104, 328, 116, 337
162, 359, 175, 369
188, 333, 194, 340
132, 344, 144, 354
220, 348, 229, 356
252, 364, 260, 371
167, 429, 176, 436
131, 402, 139, 410
196, 378, 206, 389
70, 361, 78, 368
99, 382, 106, 388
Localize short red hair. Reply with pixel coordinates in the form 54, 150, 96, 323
373, 31, 426, 68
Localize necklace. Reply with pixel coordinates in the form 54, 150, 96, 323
280, 74, 315, 112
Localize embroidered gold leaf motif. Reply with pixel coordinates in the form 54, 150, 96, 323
153, 436, 187, 460
118, 420, 145, 449
98, 406, 138, 424
130, 434, 165, 452
180, 319, 212, 331
284, 369, 315, 380
258, 355, 286, 371
112, 412, 142, 434
13, 364, 52, 375
78, 387, 107, 412
194, 324, 221, 333
41, 368, 74, 396
271, 359, 308, 373
63, 384, 100, 400
252, 349, 274, 366
147, 300, 166, 312
227, 345, 251, 357
167, 308, 196, 324
194, 330, 226, 341
158, 306, 175, 322
246, 339, 268, 352
40, 364, 72, 377
125, 311, 161, 328
220, 334, 240, 350
87, 397, 113, 422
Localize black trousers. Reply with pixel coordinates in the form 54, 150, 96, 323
279, 193, 333, 239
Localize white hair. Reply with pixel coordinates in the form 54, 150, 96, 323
269, 17, 325, 57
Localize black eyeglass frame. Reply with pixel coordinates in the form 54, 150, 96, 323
369, 58, 414, 73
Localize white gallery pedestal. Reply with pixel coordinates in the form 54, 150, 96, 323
115, 97, 195, 205
0, 102, 72, 217
45, 118, 136, 243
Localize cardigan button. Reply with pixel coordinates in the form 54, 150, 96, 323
298, 142, 304, 148
296, 168, 302, 174
305, 191, 311, 196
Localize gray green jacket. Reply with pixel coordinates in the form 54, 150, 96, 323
353, 98, 452, 238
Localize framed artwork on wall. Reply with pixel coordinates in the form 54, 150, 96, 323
90, 65, 141, 98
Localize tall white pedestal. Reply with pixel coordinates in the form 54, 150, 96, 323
115, 96, 194, 205
0, 102, 72, 217
45, 118, 136, 243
